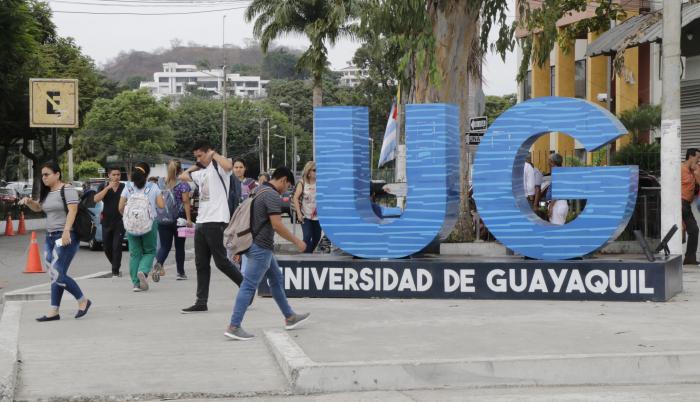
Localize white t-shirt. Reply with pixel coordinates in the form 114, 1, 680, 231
523, 162, 543, 197
550, 200, 568, 225
191, 161, 231, 223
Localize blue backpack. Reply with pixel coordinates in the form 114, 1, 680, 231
156, 186, 181, 225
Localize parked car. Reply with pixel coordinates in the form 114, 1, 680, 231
281, 189, 293, 217
82, 179, 127, 251
0, 187, 18, 204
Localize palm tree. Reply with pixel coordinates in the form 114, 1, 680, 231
245, 0, 355, 108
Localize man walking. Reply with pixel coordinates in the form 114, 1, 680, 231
179, 140, 243, 313
94, 167, 125, 277
681, 148, 700, 265
225, 167, 309, 340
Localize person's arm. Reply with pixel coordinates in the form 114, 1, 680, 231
155, 193, 165, 209
118, 197, 127, 215
93, 182, 114, 202
19, 197, 42, 212
533, 185, 541, 207
62, 203, 78, 246
180, 164, 201, 182
270, 214, 306, 252
292, 182, 304, 222
182, 190, 193, 226
210, 150, 233, 172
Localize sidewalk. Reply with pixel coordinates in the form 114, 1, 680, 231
3, 256, 700, 401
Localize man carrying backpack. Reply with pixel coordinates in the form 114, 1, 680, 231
94, 167, 125, 277
179, 140, 243, 313
225, 167, 309, 341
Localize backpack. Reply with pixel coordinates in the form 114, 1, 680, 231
155, 186, 180, 225
60, 185, 95, 242
211, 159, 241, 218
123, 184, 154, 235
223, 187, 272, 256
294, 181, 304, 222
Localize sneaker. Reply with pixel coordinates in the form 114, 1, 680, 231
285, 312, 310, 330
151, 263, 161, 283
112, 272, 122, 278
137, 272, 149, 291
181, 304, 207, 314
159, 263, 166, 276
132, 286, 142, 292
176, 274, 188, 280
224, 326, 254, 341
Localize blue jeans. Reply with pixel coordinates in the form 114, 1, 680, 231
230, 243, 294, 327
44, 231, 83, 308
301, 219, 322, 253
156, 223, 186, 275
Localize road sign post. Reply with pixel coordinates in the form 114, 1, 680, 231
29, 78, 79, 162
467, 116, 488, 145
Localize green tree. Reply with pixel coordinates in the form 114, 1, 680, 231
261, 49, 306, 80
245, 0, 355, 108
618, 104, 661, 144
75, 160, 102, 179
484, 94, 517, 124
80, 90, 173, 173
125, 75, 147, 90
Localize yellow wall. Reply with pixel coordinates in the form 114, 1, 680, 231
615, 46, 638, 149
531, 36, 551, 173
587, 31, 609, 164
555, 35, 576, 161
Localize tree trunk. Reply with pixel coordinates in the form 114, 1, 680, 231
414, 1, 480, 242
311, 76, 323, 161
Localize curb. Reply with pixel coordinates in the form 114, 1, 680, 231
263, 330, 700, 394
2, 271, 111, 303
0, 302, 22, 402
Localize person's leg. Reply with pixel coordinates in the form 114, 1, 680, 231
138, 222, 158, 277
301, 219, 313, 253
194, 224, 212, 305
230, 244, 272, 328
127, 233, 144, 287
111, 222, 125, 275
156, 223, 174, 265
102, 224, 115, 273
53, 232, 85, 302
310, 220, 322, 252
683, 201, 699, 263
45, 233, 64, 310
174, 231, 186, 275
207, 223, 242, 286
264, 254, 295, 319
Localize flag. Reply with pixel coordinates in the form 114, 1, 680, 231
378, 102, 398, 168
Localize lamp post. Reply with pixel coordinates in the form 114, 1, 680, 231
267, 124, 277, 171
279, 102, 295, 174
251, 117, 267, 173
221, 15, 228, 157
274, 134, 287, 166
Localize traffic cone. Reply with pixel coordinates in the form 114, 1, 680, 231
18, 211, 26, 235
4, 215, 15, 236
24, 232, 45, 274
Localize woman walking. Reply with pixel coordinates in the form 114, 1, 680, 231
153, 159, 192, 280
292, 161, 321, 253
233, 158, 257, 201
20, 162, 92, 321
119, 162, 165, 292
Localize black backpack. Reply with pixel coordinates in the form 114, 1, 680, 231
211, 159, 242, 219
60, 185, 95, 242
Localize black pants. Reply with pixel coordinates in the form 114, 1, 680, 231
194, 222, 242, 305
102, 221, 125, 275
682, 200, 699, 263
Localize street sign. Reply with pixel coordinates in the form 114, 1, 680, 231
469, 116, 488, 132
467, 116, 488, 145
29, 78, 79, 128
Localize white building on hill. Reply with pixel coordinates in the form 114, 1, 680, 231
140, 62, 269, 100
335, 63, 369, 87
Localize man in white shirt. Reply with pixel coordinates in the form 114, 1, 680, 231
547, 153, 569, 225
523, 154, 542, 209
179, 140, 243, 313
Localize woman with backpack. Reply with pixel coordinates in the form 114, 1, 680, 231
153, 159, 192, 281
292, 161, 321, 253
119, 162, 165, 292
19, 162, 92, 321
232, 158, 257, 201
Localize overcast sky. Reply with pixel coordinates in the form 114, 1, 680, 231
50, 0, 517, 96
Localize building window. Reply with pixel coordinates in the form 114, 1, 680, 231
575, 59, 586, 99
550, 66, 555, 96
158, 77, 168, 83
523, 70, 532, 101
245, 82, 258, 88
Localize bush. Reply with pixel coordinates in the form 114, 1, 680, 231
612, 143, 660, 174
76, 160, 103, 180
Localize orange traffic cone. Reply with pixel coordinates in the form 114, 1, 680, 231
24, 232, 45, 273
18, 211, 26, 235
4, 215, 15, 236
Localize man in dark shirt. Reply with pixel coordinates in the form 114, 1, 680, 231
225, 167, 309, 341
94, 167, 125, 277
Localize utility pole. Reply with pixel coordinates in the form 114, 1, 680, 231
660, 1, 682, 255
266, 120, 270, 172
221, 15, 228, 157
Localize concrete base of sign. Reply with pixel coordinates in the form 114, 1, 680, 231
260, 254, 683, 302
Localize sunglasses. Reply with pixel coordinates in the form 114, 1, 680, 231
41, 173, 53, 177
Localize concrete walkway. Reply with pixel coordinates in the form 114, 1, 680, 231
4, 260, 700, 401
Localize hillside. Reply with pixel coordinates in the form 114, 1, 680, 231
102, 44, 301, 83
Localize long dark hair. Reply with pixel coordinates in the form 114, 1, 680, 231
39, 161, 62, 203
131, 162, 150, 189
